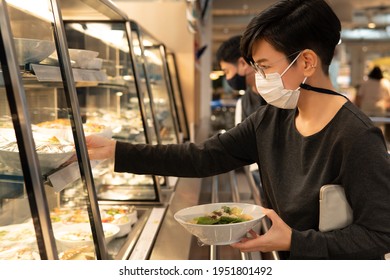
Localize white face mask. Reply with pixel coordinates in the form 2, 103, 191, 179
255, 52, 307, 109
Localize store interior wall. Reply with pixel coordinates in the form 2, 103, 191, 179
114, 0, 213, 139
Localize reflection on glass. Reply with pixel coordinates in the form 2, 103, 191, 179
64, 22, 158, 202
166, 53, 190, 142
144, 45, 179, 144
131, 30, 159, 145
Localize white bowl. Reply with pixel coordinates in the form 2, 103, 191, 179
99, 205, 138, 237
50, 206, 137, 238
0, 222, 36, 246
0, 244, 40, 260
54, 223, 119, 251
42, 49, 99, 69
0, 133, 74, 173
13, 38, 56, 65
106, 216, 132, 238
174, 202, 265, 245
0, 148, 74, 174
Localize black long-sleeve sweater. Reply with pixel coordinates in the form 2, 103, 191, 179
115, 101, 390, 259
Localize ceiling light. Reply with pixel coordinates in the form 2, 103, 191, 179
368, 22, 376, 28
209, 70, 224, 80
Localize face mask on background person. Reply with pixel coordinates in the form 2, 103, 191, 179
227, 73, 247, 91
255, 52, 307, 109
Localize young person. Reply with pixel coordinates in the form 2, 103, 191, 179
85, 0, 390, 259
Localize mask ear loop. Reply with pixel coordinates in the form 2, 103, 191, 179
298, 77, 308, 90
281, 51, 302, 77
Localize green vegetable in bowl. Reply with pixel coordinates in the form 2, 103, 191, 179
191, 206, 253, 225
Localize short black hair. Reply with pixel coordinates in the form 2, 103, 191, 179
216, 35, 242, 64
241, 0, 341, 74
368, 66, 383, 80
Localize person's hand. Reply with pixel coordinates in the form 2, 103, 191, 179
85, 134, 116, 161
230, 207, 292, 253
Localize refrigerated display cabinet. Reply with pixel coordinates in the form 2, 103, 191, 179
0, 0, 169, 260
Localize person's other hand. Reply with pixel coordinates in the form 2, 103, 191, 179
85, 135, 116, 161
230, 207, 292, 252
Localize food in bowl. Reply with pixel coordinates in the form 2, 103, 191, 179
189, 205, 253, 225
99, 205, 137, 237
34, 119, 112, 142
0, 223, 36, 245
50, 205, 137, 238
50, 207, 88, 224
174, 202, 264, 245
0, 244, 40, 260
0, 135, 74, 173
59, 245, 95, 260
55, 223, 119, 250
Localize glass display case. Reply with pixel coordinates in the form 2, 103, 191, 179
0, 0, 170, 260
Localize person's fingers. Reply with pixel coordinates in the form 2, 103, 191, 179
230, 236, 262, 251
247, 229, 258, 238
230, 229, 259, 247
262, 207, 278, 223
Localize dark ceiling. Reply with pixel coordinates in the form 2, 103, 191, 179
211, 0, 390, 66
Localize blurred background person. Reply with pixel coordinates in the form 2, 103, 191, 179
356, 65, 390, 117
216, 35, 267, 125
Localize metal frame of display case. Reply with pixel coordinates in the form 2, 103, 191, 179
165, 51, 190, 143
0, 0, 58, 260
0, 0, 110, 259
51, 0, 108, 259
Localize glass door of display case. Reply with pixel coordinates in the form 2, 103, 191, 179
166, 52, 190, 143
59, 4, 170, 260
61, 20, 163, 204
129, 22, 160, 146
130, 21, 180, 145
0, 0, 108, 259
